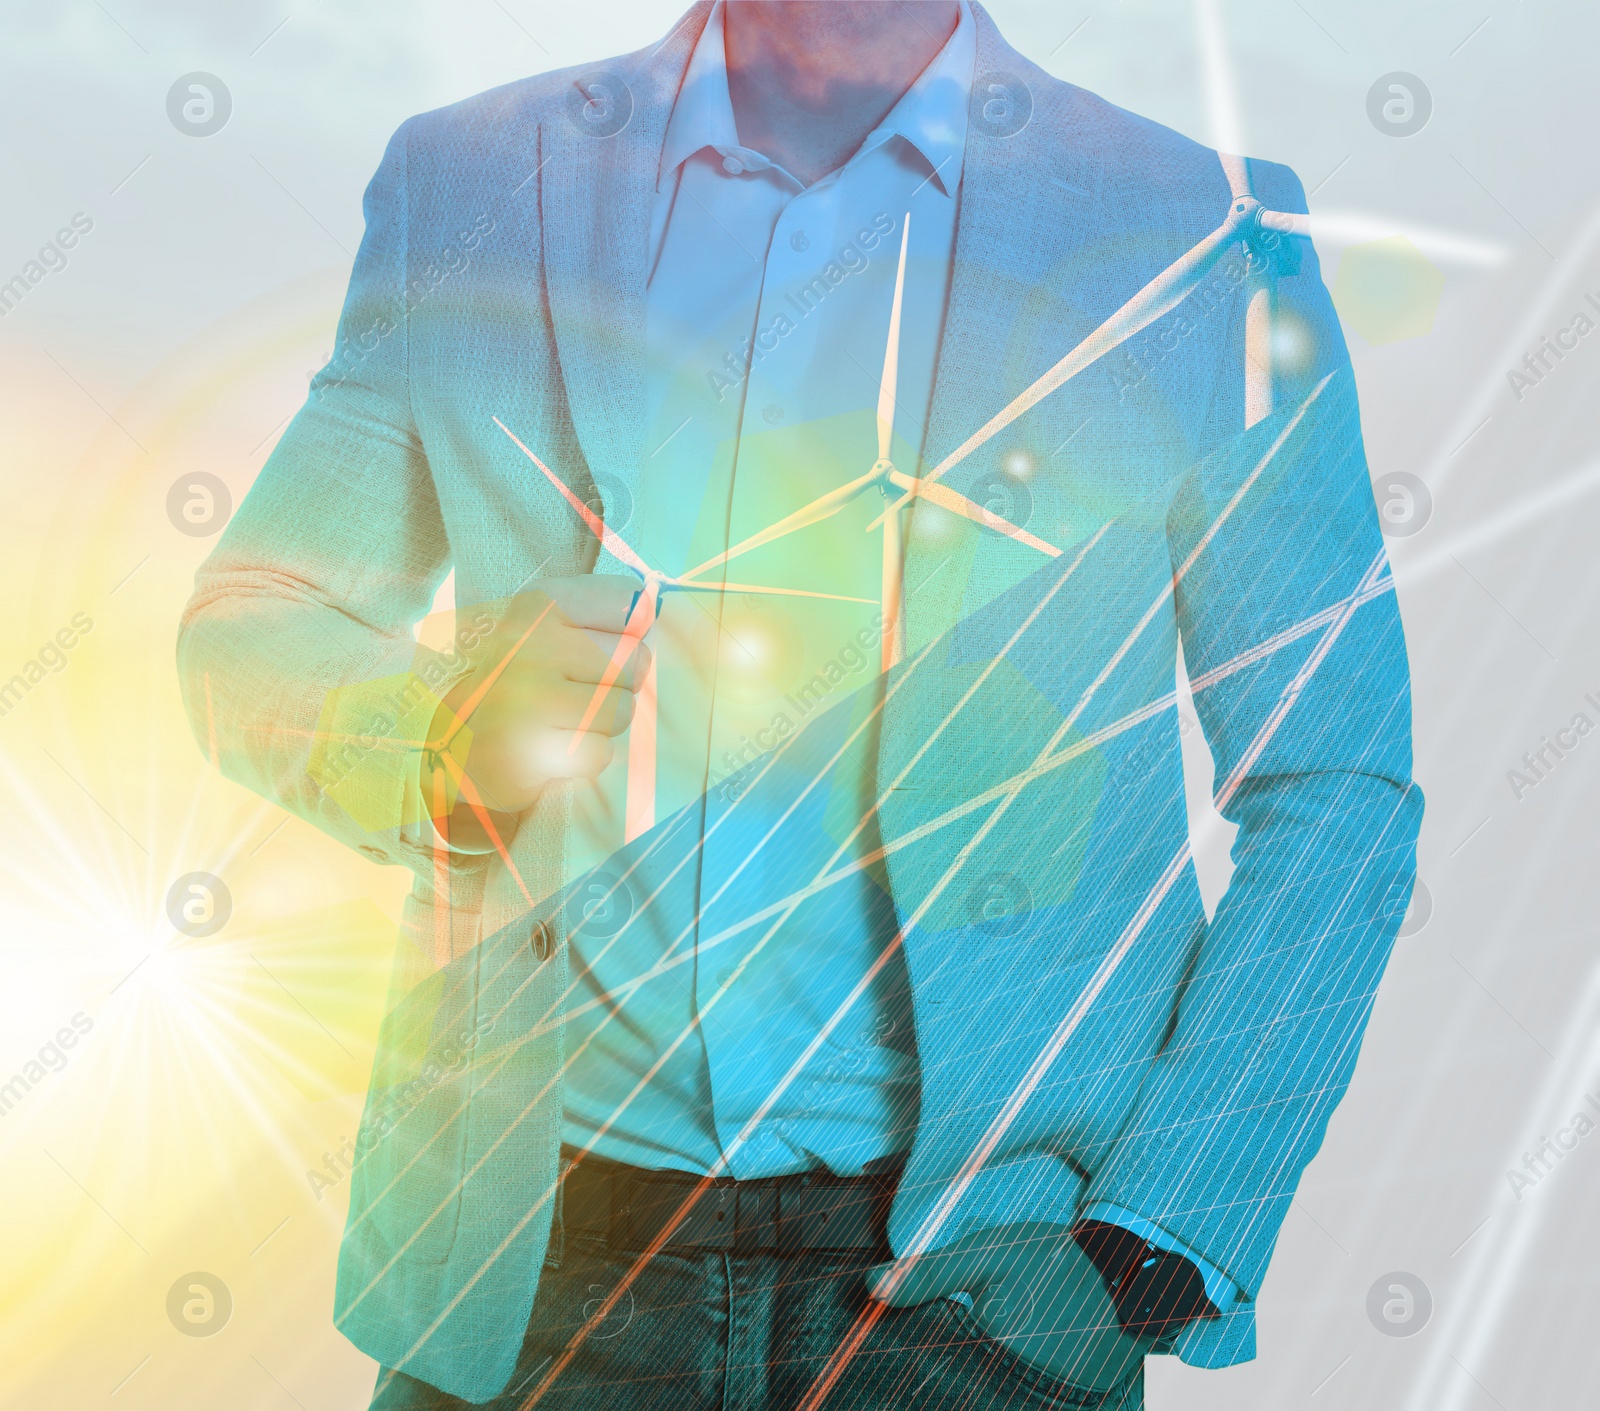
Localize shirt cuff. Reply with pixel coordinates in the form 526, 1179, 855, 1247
1079, 1201, 1243, 1315
398, 747, 499, 857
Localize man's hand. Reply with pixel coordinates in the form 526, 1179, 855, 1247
865, 1221, 1154, 1392
426, 575, 652, 843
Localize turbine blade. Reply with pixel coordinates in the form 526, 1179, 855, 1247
690, 581, 878, 605
880, 492, 902, 671
433, 599, 557, 751
494, 417, 651, 576
877, 213, 911, 465
887, 469, 1061, 558
624, 647, 658, 843
867, 202, 1254, 528
679, 469, 878, 584
567, 582, 658, 755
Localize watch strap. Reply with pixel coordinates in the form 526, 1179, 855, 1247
1070, 1218, 1222, 1340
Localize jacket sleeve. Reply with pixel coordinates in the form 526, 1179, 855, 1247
176, 118, 469, 875
1081, 164, 1424, 1303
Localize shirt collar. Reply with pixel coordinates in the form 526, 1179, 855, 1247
657, 0, 976, 197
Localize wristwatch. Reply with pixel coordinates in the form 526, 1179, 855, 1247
1069, 1219, 1222, 1343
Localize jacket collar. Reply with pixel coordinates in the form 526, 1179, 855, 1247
657, 0, 976, 199
537, 3, 712, 495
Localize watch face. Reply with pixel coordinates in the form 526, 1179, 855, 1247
1117, 1249, 1219, 1338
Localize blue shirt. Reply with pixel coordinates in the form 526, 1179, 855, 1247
554, 0, 1241, 1312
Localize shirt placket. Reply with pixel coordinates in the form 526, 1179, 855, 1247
695, 166, 891, 1176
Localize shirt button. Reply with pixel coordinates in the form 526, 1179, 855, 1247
722, 155, 744, 176
762, 404, 785, 425
789, 230, 810, 252
716, 967, 736, 989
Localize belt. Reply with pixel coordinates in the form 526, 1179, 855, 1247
559, 1147, 901, 1254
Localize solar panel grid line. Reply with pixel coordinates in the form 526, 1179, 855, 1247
345, 814, 743, 1310
354, 634, 952, 1371
359, 248, 1364, 1399
344, 616, 920, 1249
1099, 704, 1419, 1300
344, 398, 1369, 1350
732, 571, 1397, 893
790, 546, 1400, 1409
786, 538, 1344, 1398
505, 524, 1113, 1058
1075, 713, 1414, 1286
493, 417, 908, 842
503, 528, 1125, 1400
800, 505, 1401, 1350
355, 819, 707, 1402
331, 505, 1395, 1273
340, 805, 710, 1287
1089, 530, 1416, 1247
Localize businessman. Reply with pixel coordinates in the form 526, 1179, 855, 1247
179, 2, 1422, 1407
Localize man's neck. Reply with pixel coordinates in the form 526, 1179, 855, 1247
723, 1, 961, 186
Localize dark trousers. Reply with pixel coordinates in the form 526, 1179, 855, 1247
368, 1217, 1145, 1410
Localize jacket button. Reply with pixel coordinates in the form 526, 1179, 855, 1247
530, 920, 555, 962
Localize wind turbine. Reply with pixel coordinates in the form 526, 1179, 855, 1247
866, 165, 1309, 530
675, 211, 1066, 672
487, 209, 1070, 839
492, 418, 875, 843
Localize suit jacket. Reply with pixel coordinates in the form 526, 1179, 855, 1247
177, 3, 1423, 1399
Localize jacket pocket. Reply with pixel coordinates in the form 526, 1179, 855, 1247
346, 937, 484, 1266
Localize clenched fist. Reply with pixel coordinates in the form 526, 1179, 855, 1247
426, 575, 652, 845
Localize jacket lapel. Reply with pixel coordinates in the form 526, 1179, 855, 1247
885, 6, 1106, 912
481, 6, 711, 955
539, 4, 711, 489
902, 3, 1102, 656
